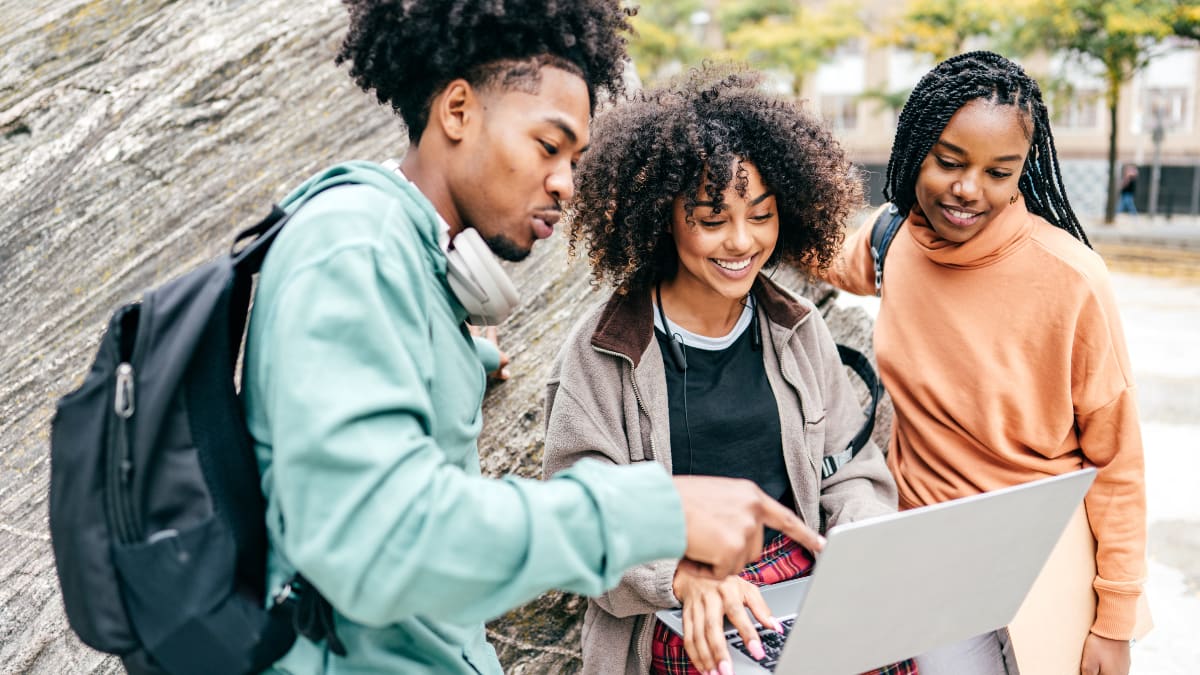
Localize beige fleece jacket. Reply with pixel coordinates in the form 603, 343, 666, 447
543, 276, 898, 674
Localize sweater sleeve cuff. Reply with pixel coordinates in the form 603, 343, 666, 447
470, 334, 502, 373
1091, 577, 1143, 640
562, 459, 687, 584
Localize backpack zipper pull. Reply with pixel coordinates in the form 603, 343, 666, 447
114, 363, 136, 418
114, 363, 135, 482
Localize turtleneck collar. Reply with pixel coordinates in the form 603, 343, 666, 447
905, 195, 1035, 269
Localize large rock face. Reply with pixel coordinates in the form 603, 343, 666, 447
0, 1, 884, 672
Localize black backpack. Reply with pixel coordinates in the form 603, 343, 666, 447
869, 203, 905, 297
818, 202, 905, 479
49, 188, 349, 674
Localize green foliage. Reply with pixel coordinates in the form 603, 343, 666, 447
1010, 0, 1188, 91
1006, 0, 1200, 222
1172, 1, 1200, 40
625, 0, 705, 81
625, 0, 866, 91
715, 0, 794, 34
878, 0, 1005, 61
721, 0, 865, 92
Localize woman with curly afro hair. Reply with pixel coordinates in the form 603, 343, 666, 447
543, 66, 913, 675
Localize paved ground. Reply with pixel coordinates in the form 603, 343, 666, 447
835, 226, 1200, 672
1085, 214, 1200, 252
1108, 271, 1200, 674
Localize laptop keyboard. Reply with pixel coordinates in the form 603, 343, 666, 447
730, 617, 796, 671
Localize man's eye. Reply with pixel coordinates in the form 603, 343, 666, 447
540, 141, 558, 155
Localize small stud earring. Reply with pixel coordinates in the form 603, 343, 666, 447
1009, 194, 1018, 205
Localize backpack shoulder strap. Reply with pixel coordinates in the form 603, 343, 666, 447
821, 344, 883, 480
230, 176, 366, 274
870, 203, 905, 297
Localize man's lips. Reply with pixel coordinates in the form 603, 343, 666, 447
532, 211, 560, 239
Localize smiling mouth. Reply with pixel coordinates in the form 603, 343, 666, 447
711, 255, 754, 271
943, 205, 979, 218
940, 204, 985, 227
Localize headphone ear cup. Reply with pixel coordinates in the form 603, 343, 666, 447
446, 228, 519, 325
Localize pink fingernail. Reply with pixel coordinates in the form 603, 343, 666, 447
748, 638, 765, 660
770, 617, 785, 634
719, 662, 734, 675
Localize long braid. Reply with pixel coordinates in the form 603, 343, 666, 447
885, 51, 1089, 247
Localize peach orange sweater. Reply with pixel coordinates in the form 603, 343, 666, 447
827, 199, 1146, 639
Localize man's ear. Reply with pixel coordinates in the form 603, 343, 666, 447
431, 79, 476, 143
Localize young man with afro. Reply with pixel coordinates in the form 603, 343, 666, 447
240, 2, 823, 673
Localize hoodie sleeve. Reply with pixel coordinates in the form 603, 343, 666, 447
1070, 270, 1147, 640
820, 204, 892, 297
257, 232, 686, 628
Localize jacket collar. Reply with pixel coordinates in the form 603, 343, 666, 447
591, 274, 812, 366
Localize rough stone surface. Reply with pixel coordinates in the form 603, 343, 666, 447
0, 2, 883, 672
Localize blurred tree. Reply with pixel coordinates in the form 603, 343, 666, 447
625, 0, 706, 82
858, 85, 912, 120
1010, 0, 1200, 223
721, 0, 865, 94
624, 0, 865, 93
868, 0, 1002, 118
878, 0, 1004, 61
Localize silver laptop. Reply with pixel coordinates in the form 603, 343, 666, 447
656, 468, 1096, 674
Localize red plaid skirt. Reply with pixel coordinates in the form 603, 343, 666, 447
650, 533, 918, 675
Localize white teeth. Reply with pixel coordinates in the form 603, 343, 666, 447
713, 257, 752, 271
946, 207, 978, 219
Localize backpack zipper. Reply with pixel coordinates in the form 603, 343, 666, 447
110, 362, 141, 544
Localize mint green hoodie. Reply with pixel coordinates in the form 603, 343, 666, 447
242, 162, 686, 674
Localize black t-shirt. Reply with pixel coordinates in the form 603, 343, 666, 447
653, 315, 790, 513
1121, 174, 1137, 195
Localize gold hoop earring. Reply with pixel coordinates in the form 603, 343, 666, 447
1009, 194, 1018, 205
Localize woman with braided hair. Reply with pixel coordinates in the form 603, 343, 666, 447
823, 51, 1146, 675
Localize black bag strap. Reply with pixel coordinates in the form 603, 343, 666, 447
272, 573, 348, 657
821, 344, 884, 481
225, 178, 365, 658
869, 203, 905, 297
231, 205, 288, 271
232, 177, 365, 273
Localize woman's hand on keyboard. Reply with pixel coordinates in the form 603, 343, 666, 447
673, 563, 783, 675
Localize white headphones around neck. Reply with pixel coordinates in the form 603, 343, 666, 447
445, 227, 520, 326
383, 159, 520, 326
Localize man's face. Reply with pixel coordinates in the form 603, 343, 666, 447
454, 67, 590, 261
